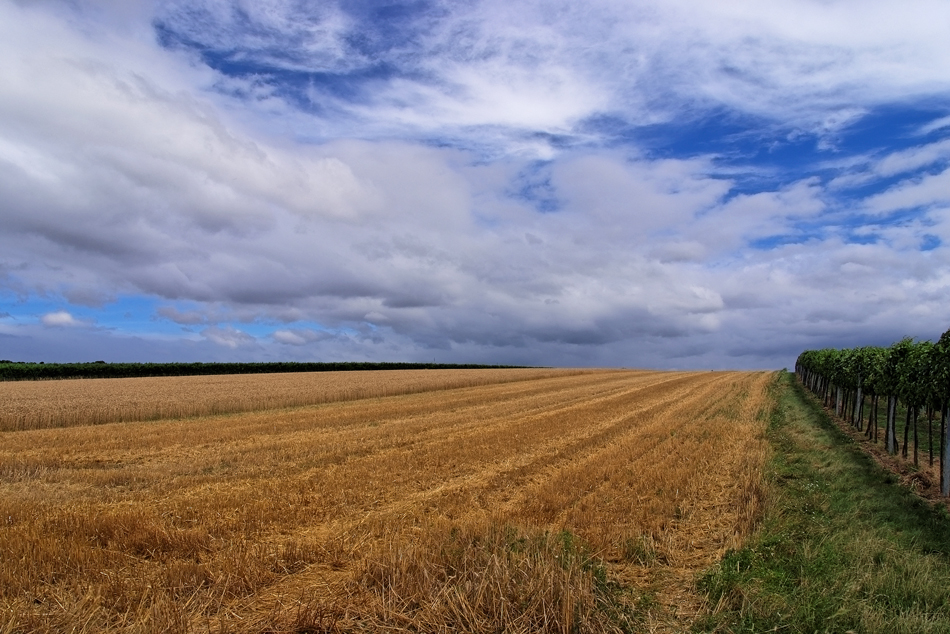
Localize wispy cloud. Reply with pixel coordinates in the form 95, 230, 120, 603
156, 306, 208, 325
146, 0, 950, 149
272, 328, 334, 346
201, 325, 256, 349
919, 115, 950, 136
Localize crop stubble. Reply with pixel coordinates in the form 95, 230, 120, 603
0, 369, 773, 633
0, 368, 583, 432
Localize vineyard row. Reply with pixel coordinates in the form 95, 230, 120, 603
795, 329, 950, 495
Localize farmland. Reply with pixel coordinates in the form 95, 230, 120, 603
0, 368, 580, 431
0, 369, 773, 632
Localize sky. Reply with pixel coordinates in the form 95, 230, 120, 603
1, 0, 949, 369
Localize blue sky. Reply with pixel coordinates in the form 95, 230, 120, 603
1, 0, 950, 369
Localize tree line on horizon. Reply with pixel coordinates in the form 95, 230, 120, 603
795, 328, 950, 496
0, 361, 530, 382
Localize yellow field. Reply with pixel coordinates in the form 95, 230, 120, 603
0, 369, 774, 633
0, 368, 584, 431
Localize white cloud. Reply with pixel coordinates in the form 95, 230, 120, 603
40, 311, 89, 328
272, 330, 309, 346
157, 0, 360, 73
864, 166, 950, 215
156, 306, 208, 325
358, 60, 606, 142
601, 0, 950, 127
552, 154, 730, 238
876, 140, 950, 177
828, 138, 950, 190
132, 0, 950, 153
347, 0, 950, 141
919, 115, 950, 136
272, 328, 336, 346
0, 7, 381, 232
201, 326, 256, 349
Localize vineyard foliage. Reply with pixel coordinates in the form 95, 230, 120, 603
796, 328, 950, 494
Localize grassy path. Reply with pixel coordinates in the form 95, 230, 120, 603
697, 372, 950, 633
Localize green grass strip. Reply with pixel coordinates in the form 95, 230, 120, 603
696, 371, 950, 633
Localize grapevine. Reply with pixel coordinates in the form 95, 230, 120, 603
796, 329, 950, 495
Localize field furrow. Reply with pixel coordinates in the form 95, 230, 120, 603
0, 369, 773, 633
0, 368, 593, 432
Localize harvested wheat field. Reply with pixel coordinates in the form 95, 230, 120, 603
0, 368, 583, 432
0, 369, 774, 633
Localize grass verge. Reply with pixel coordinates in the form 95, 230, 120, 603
696, 371, 950, 633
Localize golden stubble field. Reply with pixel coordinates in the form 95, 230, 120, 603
0, 369, 774, 633
0, 368, 583, 431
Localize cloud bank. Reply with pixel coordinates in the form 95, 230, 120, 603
1, 0, 949, 368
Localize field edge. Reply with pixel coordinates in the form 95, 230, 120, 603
694, 370, 950, 633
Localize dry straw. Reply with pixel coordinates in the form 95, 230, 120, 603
0, 368, 584, 431
0, 369, 773, 632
